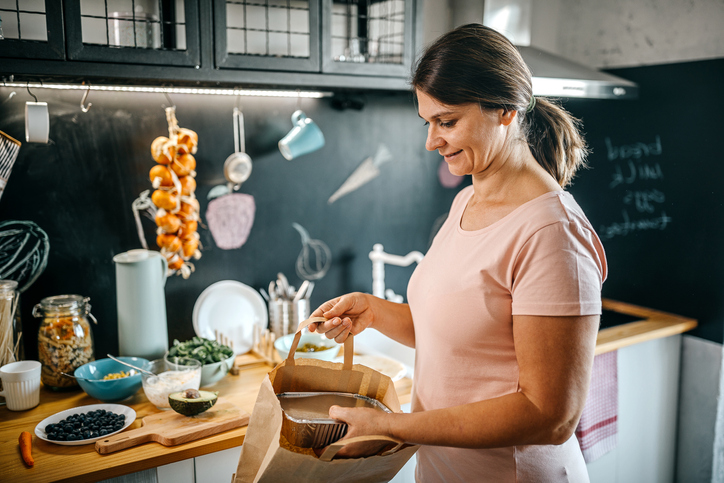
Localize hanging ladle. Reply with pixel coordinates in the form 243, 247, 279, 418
223, 107, 252, 191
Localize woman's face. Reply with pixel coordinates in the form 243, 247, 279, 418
416, 89, 510, 177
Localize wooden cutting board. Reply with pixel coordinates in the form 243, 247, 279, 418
95, 398, 250, 454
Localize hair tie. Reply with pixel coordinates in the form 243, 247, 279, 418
526, 95, 536, 113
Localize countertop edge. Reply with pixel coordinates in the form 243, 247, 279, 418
596, 298, 698, 355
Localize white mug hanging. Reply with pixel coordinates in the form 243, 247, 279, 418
25, 102, 49, 144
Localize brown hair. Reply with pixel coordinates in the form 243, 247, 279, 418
411, 23, 589, 187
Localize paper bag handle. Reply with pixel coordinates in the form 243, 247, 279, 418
318, 435, 404, 462
287, 317, 354, 370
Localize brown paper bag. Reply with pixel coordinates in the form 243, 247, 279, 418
235, 318, 418, 483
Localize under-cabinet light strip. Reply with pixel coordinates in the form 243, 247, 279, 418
1, 82, 333, 98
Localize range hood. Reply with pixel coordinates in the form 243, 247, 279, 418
518, 45, 638, 99
452, 0, 638, 99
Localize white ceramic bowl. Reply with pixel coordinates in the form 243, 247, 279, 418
274, 332, 340, 362
199, 354, 236, 387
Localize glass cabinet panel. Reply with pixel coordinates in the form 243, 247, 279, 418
64, 0, 200, 67
215, 0, 320, 72
78, 0, 186, 50
330, 0, 405, 65
0, 0, 64, 59
322, 0, 414, 77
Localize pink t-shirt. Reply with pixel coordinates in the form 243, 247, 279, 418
407, 186, 607, 482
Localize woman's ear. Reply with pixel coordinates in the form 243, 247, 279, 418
500, 109, 517, 126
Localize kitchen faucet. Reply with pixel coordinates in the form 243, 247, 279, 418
369, 243, 424, 302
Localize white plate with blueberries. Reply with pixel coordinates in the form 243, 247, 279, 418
35, 404, 136, 446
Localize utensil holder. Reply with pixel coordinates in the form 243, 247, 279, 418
268, 299, 309, 338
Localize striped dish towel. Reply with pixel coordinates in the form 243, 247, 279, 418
575, 350, 618, 463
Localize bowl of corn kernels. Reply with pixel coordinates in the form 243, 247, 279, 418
73, 357, 150, 403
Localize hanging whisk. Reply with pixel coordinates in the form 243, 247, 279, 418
292, 223, 331, 281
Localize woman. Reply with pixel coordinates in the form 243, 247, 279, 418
309, 23, 606, 482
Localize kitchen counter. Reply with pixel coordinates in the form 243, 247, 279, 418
597, 298, 697, 355
0, 299, 695, 483
0, 353, 412, 483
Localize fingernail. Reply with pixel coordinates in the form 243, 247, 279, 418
333, 318, 341, 326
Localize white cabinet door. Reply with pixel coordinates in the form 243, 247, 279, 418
587, 335, 681, 483
194, 446, 243, 483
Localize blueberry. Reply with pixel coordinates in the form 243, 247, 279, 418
99, 429, 109, 436
63, 424, 73, 433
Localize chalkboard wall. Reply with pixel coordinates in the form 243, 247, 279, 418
2, 57, 721, 364
565, 58, 724, 343
0, 87, 461, 360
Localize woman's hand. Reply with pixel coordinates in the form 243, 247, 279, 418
308, 292, 376, 343
316, 406, 397, 459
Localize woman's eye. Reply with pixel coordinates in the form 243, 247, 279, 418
440, 120, 455, 128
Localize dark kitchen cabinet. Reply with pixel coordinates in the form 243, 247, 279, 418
0, 0, 65, 60
213, 0, 321, 72
322, 0, 415, 78
0, 0, 419, 90
62, 0, 201, 67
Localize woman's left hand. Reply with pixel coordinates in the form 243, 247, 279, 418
317, 406, 397, 459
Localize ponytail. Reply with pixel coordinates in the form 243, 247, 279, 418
524, 97, 589, 188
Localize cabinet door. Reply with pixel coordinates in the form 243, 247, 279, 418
214, 0, 320, 72
321, 0, 414, 77
0, 0, 64, 60
63, 0, 201, 67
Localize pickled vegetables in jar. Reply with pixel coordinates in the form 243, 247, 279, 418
33, 295, 96, 390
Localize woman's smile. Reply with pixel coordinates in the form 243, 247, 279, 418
442, 149, 463, 161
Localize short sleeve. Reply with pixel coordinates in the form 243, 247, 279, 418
511, 220, 607, 316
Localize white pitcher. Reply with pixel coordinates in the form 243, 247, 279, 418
113, 249, 169, 360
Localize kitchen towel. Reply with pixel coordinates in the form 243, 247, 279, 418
575, 350, 618, 463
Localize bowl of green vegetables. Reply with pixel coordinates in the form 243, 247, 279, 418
165, 337, 236, 387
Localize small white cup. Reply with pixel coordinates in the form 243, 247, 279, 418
25, 101, 49, 144
0, 360, 41, 411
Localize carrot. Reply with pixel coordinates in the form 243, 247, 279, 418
19, 431, 34, 467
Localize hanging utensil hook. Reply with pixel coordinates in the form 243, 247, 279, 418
26, 82, 38, 103
162, 89, 175, 109
80, 83, 92, 112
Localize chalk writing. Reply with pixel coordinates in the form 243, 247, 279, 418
599, 210, 673, 239
609, 161, 664, 188
606, 136, 662, 161
600, 135, 671, 239
622, 189, 665, 213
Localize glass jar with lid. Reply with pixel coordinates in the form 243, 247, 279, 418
0, 280, 22, 366
33, 295, 96, 390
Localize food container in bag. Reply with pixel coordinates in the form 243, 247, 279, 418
277, 391, 392, 448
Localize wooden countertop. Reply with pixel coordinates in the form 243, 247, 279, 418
0, 299, 696, 482
0, 354, 412, 483
597, 298, 697, 355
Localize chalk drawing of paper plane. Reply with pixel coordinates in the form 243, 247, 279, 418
328, 144, 392, 204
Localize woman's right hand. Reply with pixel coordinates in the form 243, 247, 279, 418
308, 292, 375, 343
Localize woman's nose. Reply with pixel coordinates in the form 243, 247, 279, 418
425, 127, 444, 151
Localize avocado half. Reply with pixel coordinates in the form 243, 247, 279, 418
168, 389, 219, 416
